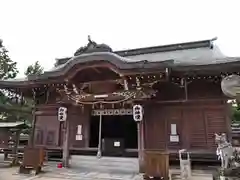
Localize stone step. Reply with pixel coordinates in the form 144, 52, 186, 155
70, 155, 138, 162
70, 156, 138, 165
70, 161, 138, 166
68, 156, 139, 173
41, 173, 143, 180
170, 173, 213, 180
69, 163, 138, 173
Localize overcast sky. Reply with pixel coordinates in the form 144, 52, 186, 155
1, 0, 240, 77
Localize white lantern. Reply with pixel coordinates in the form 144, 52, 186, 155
133, 104, 143, 122
58, 107, 67, 121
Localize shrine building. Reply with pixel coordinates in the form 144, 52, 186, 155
0, 37, 237, 161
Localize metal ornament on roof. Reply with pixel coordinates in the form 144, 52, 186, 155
58, 74, 158, 105
62, 83, 137, 105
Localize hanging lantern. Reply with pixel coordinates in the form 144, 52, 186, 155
58, 107, 67, 121
133, 104, 143, 122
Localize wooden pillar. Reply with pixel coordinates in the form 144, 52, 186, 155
29, 107, 36, 147
97, 114, 102, 158
138, 121, 144, 173
140, 120, 145, 170
226, 101, 233, 141
62, 119, 70, 167
133, 103, 144, 173
12, 130, 20, 166
84, 108, 90, 148
29, 89, 37, 148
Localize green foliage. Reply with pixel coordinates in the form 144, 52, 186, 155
0, 39, 19, 79
232, 104, 240, 123
13, 60, 44, 126
24, 61, 44, 76
0, 40, 21, 123
0, 40, 43, 130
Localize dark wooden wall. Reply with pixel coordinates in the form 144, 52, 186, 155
144, 101, 229, 151
143, 79, 229, 152
67, 106, 90, 148
155, 79, 223, 101
33, 104, 91, 149
32, 79, 230, 153
34, 105, 60, 147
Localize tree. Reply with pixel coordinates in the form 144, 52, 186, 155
0, 39, 21, 121
232, 102, 240, 123
0, 40, 44, 125
24, 61, 44, 76
0, 39, 18, 79
12, 61, 44, 124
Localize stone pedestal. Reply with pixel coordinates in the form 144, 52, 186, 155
212, 167, 240, 180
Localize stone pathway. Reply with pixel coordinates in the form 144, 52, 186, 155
0, 167, 36, 180
0, 154, 32, 180
170, 169, 213, 180
26, 168, 214, 180
0, 154, 214, 180
0, 166, 215, 180
38, 170, 142, 180
38, 161, 142, 180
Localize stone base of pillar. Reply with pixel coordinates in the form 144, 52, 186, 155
139, 161, 145, 173
62, 154, 70, 168
62, 159, 70, 168
139, 165, 145, 173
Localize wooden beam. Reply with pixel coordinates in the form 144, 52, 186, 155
92, 67, 101, 73
67, 79, 123, 86
146, 98, 227, 104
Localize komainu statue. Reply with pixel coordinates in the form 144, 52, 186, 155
213, 133, 240, 179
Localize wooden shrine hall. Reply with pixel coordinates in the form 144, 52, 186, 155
0, 37, 238, 164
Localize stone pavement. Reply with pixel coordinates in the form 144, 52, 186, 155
37, 156, 142, 180
0, 154, 214, 180
0, 154, 38, 180
0, 166, 37, 180
35, 168, 213, 180
0, 167, 214, 180
170, 169, 213, 180
0, 166, 214, 180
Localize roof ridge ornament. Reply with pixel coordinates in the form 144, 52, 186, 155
211, 37, 218, 41
74, 35, 113, 56
87, 35, 95, 45
209, 37, 217, 49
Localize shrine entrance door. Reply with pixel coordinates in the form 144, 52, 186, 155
89, 109, 138, 157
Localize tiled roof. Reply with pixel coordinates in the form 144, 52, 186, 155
0, 121, 25, 128
54, 38, 217, 67
0, 38, 239, 87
